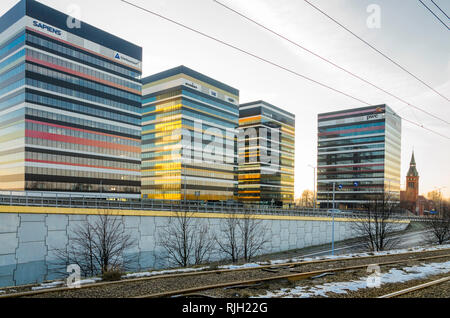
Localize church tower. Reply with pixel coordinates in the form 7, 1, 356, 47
405, 151, 419, 205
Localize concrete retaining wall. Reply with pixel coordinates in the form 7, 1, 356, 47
0, 209, 409, 287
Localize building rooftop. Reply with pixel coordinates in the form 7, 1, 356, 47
142, 65, 239, 96
0, 0, 142, 60
240, 100, 295, 119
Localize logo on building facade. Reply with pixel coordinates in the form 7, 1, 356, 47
33, 20, 62, 36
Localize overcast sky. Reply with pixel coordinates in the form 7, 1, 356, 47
2, 0, 449, 198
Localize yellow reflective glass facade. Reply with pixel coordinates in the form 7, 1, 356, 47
141, 66, 239, 201
238, 101, 295, 207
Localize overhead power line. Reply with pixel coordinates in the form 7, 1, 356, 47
418, 0, 450, 30
119, 0, 450, 141
213, 0, 450, 126
430, 0, 450, 19
303, 0, 450, 102
120, 0, 369, 105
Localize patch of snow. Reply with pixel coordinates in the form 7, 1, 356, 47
31, 281, 64, 291
30, 277, 102, 291
0, 290, 5, 294
219, 263, 261, 270
123, 267, 209, 279
254, 260, 450, 298
119, 243, 450, 283
77, 278, 102, 285
285, 243, 450, 264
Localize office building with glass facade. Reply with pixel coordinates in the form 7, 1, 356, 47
317, 105, 401, 209
238, 101, 295, 207
141, 66, 239, 201
0, 0, 142, 197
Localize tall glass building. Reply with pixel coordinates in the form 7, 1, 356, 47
317, 105, 401, 209
141, 66, 239, 201
238, 101, 295, 207
0, 0, 142, 197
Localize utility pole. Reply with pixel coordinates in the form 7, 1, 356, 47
332, 182, 335, 256
331, 182, 344, 256
332, 182, 335, 209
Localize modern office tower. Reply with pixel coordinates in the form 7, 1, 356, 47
317, 104, 402, 209
141, 66, 239, 201
0, 0, 142, 197
238, 101, 295, 207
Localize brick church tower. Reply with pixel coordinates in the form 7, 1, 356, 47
405, 151, 419, 210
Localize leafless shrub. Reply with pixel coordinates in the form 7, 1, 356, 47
157, 211, 215, 268
351, 194, 402, 252
215, 212, 241, 263
239, 210, 270, 262
51, 213, 137, 278
215, 211, 270, 263
424, 204, 450, 245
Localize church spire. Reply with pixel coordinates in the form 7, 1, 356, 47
407, 151, 419, 177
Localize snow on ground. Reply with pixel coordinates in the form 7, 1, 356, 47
31, 278, 102, 291
31, 281, 64, 291
122, 243, 450, 277
22, 243, 450, 289
0, 290, 5, 294
77, 278, 102, 285
123, 266, 210, 279
255, 260, 450, 298
219, 263, 262, 270
265, 243, 450, 265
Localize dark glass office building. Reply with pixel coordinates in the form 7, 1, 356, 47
141, 66, 239, 201
317, 105, 401, 209
238, 101, 295, 207
0, 0, 142, 197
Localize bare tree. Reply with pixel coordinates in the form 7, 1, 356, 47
215, 211, 270, 263
215, 212, 241, 263
239, 210, 270, 262
158, 211, 215, 268
424, 203, 450, 245
52, 213, 137, 278
193, 222, 216, 265
299, 190, 314, 208
351, 194, 402, 252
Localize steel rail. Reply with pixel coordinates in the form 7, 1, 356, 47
136, 254, 450, 298
378, 276, 450, 298
2, 248, 449, 299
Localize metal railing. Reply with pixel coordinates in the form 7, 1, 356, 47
0, 191, 427, 221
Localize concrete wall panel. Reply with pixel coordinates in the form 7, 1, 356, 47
0, 212, 411, 287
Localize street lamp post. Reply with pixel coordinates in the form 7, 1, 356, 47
331, 182, 344, 256
332, 182, 335, 256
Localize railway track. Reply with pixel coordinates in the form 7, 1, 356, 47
378, 276, 450, 298
1, 248, 449, 298
137, 254, 450, 298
